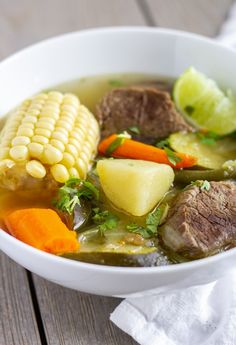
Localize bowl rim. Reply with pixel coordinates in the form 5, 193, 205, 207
0, 26, 236, 274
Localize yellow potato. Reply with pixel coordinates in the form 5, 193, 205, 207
97, 159, 174, 216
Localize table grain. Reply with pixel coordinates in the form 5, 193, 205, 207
0, 0, 233, 344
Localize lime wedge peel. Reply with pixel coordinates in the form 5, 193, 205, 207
173, 67, 236, 135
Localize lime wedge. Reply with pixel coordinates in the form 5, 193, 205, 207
173, 67, 236, 135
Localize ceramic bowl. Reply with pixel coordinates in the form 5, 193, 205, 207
0, 27, 236, 297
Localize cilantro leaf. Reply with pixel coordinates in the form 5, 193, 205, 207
128, 126, 140, 135
164, 147, 182, 166
105, 131, 131, 155
92, 208, 119, 236
155, 139, 169, 149
185, 180, 211, 192
54, 178, 99, 214
126, 205, 168, 239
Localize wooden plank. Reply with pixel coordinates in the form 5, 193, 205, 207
33, 275, 137, 345
0, 252, 41, 345
143, 0, 233, 36
0, 0, 146, 60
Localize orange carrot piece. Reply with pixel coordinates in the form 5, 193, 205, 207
98, 134, 197, 169
4, 208, 79, 254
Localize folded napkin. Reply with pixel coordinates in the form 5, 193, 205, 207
110, 4, 236, 344
217, 1, 236, 48
111, 274, 236, 345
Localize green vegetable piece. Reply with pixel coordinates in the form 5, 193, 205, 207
175, 165, 236, 185
169, 132, 236, 170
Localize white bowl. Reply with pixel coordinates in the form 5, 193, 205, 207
0, 27, 236, 297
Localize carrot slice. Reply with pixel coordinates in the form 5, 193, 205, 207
98, 134, 197, 169
4, 208, 79, 254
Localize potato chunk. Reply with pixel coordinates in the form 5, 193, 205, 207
97, 159, 174, 216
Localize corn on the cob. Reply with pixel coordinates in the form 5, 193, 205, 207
0, 91, 99, 190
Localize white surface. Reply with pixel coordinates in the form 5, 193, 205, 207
111, 274, 236, 345
0, 27, 236, 297
217, 1, 236, 48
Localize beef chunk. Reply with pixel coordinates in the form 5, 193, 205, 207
162, 181, 236, 258
96, 87, 192, 141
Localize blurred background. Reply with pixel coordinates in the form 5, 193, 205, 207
0, 0, 233, 60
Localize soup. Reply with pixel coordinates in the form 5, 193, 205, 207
1, 68, 236, 267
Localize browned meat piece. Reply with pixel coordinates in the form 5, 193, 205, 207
162, 181, 236, 258
96, 87, 192, 141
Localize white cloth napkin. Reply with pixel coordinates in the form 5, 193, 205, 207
110, 4, 236, 344
111, 274, 236, 345
217, 1, 236, 48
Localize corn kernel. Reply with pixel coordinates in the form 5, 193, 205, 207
48, 91, 63, 102
65, 144, 78, 158
10, 145, 29, 162
50, 164, 69, 183
19, 123, 34, 129
27, 109, 40, 117
56, 120, 72, 131
40, 111, 59, 120
17, 127, 34, 137
42, 144, 63, 165
69, 167, 80, 177
36, 121, 54, 131
75, 158, 87, 179
51, 131, 68, 144
35, 128, 51, 138
11, 136, 31, 146
54, 127, 68, 136
61, 104, 78, 116
61, 152, 75, 168
28, 142, 44, 159
26, 160, 46, 179
39, 117, 55, 125
32, 135, 49, 145
50, 139, 65, 152
22, 116, 38, 124
68, 138, 82, 151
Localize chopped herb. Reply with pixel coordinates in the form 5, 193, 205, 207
155, 139, 182, 166
155, 139, 169, 149
197, 131, 220, 145
128, 126, 140, 135
164, 147, 182, 166
185, 180, 211, 192
92, 208, 119, 236
108, 79, 124, 87
54, 178, 99, 214
126, 205, 167, 239
184, 105, 195, 115
105, 131, 131, 155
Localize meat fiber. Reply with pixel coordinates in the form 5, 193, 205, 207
96, 87, 192, 142
162, 181, 236, 258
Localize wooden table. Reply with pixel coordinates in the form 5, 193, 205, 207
0, 1, 233, 344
